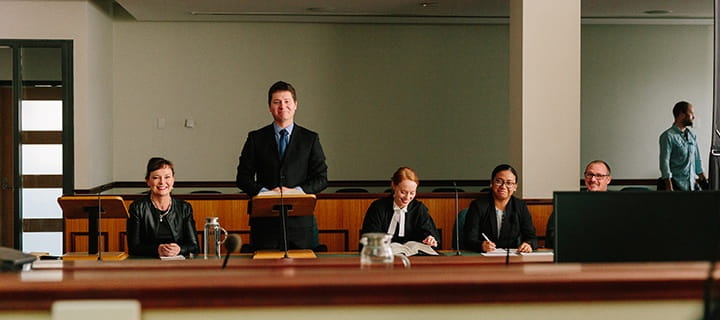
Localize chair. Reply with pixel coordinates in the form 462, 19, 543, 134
451, 208, 468, 250
190, 190, 222, 194
432, 187, 465, 193
335, 188, 369, 193
620, 186, 651, 192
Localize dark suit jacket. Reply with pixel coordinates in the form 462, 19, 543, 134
361, 196, 440, 248
236, 123, 328, 249
126, 196, 199, 257
463, 194, 537, 252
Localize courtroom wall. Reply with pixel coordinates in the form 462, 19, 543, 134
112, 21, 509, 182
112, 20, 712, 183
581, 24, 712, 179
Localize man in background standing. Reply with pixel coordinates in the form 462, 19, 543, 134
659, 101, 707, 191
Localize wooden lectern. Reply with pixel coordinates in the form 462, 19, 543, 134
57, 195, 129, 261
250, 193, 317, 259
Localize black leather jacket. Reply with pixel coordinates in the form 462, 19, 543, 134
126, 196, 199, 257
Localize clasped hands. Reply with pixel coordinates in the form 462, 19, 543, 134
158, 243, 181, 257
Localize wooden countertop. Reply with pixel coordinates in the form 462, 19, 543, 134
0, 255, 714, 310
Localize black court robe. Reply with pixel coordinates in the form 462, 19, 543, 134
361, 196, 440, 248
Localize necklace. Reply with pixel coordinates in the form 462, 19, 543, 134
151, 198, 173, 222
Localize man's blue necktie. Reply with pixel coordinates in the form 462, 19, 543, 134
279, 129, 288, 158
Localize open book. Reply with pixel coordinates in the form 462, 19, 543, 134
390, 241, 439, 256
256, 189, 305, 197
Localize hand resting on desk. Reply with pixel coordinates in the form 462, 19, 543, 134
158, 243, 181, 257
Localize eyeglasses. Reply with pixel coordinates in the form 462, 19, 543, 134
492, 179, 517, 188
584, 173, 610, 179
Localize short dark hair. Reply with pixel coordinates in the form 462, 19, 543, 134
491, 164, 518, 183
145, 157, 174, 180
585, 160, 611, 175
268, 81, 297, 104
672, 101, 691, 119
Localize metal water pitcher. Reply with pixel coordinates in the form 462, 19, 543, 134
203, 217, 227, 259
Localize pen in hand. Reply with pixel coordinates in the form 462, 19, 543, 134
482, 233, 491, 242
481, 233, 496, 252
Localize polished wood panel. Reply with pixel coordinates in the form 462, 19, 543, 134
1, 260, 711, 310
21, 131, 62, 144
0, 87, 14, 248
22, 174, 62, 188
22, 218, 62, 232
39, 254, 553, 271
63, 194, 553, 254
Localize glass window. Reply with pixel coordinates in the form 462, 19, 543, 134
21, 100, 62, 131
22, 188, 62, 219
21, 144, 62, 175
22, 232, 62, 256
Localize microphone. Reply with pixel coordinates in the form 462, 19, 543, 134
501, 212, 510, 265
279, 175, 290, 259
704, 260, 717, 319
505, 241, 511, 265
453, 181, 461, 256
703, 230, 720, 318
222, 234, 242, 269
96, 185, 103, 261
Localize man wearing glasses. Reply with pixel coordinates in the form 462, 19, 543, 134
545, 160, 612, 249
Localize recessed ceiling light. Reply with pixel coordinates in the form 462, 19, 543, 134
419, 2, 438, 8
644, 9, 672, 15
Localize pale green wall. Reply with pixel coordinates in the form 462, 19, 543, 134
113, 21, 713, 183
112, 22, 509, 181
0, 1, 714, 186
581, 24, 713, 179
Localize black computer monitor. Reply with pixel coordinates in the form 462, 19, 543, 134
554, 191, 720, 263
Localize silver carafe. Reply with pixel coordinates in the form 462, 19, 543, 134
203, 217, 227, 259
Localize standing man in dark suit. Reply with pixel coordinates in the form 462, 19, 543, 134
236, 81, 328, 251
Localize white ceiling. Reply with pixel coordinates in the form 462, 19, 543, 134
113, 0, 713, 23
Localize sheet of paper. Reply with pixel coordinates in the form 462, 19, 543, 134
256, 189, 305, 196
481, 248, 518, 256
160, 255, 186, 261
520, 251, 554, 256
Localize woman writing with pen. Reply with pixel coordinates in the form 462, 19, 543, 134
463, 164, 537, 253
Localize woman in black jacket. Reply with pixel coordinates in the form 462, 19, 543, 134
464, 164, 537, 253
127, 157, 199, 258
361, 167, 439, 248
